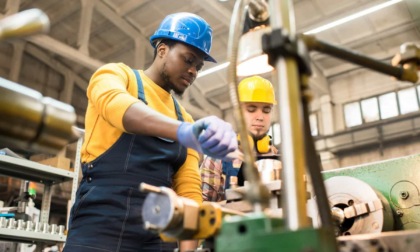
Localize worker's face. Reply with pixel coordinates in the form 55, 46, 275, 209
241, 102, 273, 139
159, 42, 205, 95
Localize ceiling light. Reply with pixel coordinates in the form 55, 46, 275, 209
304, 0, 403, 34
197, 62, 230, 78
197, 0, 403, 78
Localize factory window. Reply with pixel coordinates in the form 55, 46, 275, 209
269, 122, 281, 146
309, 113, 318, 136
361, 97, 380, 123
344, 101, 362, 127
379, 92, 398, 119
344, 85, 420, 129
398, 87, 419, 114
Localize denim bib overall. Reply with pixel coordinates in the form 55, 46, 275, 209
64, 70, 186, 252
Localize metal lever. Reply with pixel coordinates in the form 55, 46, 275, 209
0, 8, 50, 40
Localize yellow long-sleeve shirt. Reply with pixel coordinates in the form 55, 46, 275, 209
81, 62, 202, 203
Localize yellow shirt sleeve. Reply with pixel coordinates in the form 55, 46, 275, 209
82, 63, 139, 162
87, 63, 139, 131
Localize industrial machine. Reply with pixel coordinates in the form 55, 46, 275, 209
0, 9, 80, 155
140, 0, 420, 251
141, 153, 420, 251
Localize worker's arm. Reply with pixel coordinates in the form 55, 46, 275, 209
124, 104, 238, 160
89, 63, 238, 160
123, 101, 180, 139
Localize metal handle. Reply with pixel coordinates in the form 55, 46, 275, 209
0, 8, 50, 40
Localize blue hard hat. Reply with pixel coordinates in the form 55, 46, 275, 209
150, 12, 216, 63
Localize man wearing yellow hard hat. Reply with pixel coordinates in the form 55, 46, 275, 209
201, 75, 279, 202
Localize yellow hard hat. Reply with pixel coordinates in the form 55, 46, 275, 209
238, 76, 277, 104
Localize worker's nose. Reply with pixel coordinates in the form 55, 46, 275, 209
187, 65, 199, 77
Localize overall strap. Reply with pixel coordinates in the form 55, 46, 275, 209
132, 69, 147, 104
172, 97, 184, 122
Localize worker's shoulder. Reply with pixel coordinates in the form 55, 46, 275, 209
95, 62, 136, 76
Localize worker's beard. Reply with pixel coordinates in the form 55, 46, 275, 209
160, 63, 185, 96
250, 129, 269, 142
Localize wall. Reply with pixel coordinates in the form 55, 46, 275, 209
313, 64, 420, 170
328, 68, 414, 132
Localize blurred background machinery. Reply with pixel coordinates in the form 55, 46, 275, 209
0, 8, 80, 155
0, 9, 81, 251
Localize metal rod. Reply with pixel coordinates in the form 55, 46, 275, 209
227, 0, 270, 210
220, 206, 246, 216
0, 8, 50, 40
302, 90, 334, 229
139, 183, 162, 194
269, 0, 311, 230
302, 35, 415, 82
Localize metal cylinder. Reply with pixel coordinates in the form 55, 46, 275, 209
26, 220, 34, 231
42, 223, 49, 233
7, 218, 16, 229
50, 223, 57, 234
34, 221, 42, 232
58, 225, 65, 235
269, 0, 311, 230
16, 219, 25, 230
0, 217, 7, 228
0, 78, 78, 154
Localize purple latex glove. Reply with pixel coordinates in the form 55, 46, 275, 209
177, 116, 238, 160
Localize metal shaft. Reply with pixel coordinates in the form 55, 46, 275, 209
0, 8, 50, 40
269, 0, 311, 230
302, 35, 416, 83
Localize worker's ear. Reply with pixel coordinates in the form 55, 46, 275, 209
157, 43, 167, 58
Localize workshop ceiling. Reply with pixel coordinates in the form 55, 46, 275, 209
0, 0, 419, 127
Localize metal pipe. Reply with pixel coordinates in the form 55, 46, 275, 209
0, 8, 50, 40
302, 34, 417, 83
0, 78, 79, 154
301, 89, 335, 229
269, 0, 311, 230
227, 0, 270, 210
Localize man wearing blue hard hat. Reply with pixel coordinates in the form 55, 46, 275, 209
64, 13, 238, 252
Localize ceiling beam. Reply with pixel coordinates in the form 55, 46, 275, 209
5, 0, 20, 16
134, 38, 147, 69
9, 41, 25, 82
25, 43, 89, 92
77, 0, 96, 54
95, 0, 147, 41
60, 71, 75, 104
114, 0, 149, 16
26, 34, 104, 71
95, 0, 149, 68
195, 0, 232, 26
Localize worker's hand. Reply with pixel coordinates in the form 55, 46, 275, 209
177, 116, 238, 160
